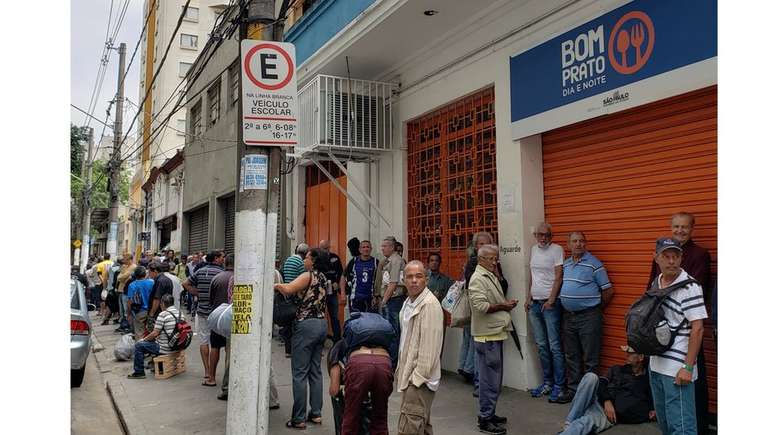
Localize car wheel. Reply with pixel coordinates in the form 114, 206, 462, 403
71, 365, 86, 388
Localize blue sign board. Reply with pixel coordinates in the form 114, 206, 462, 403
510, 0, 717, 134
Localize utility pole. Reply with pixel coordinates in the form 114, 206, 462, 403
107, 42, 126, 259
227, 1, 282, 434
79, 127, 95, 273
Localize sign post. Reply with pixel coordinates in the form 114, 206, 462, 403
227, 5, 294, 434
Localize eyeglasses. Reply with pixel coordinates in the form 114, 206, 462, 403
535, 232, 552, 237
479, 256, 499, 262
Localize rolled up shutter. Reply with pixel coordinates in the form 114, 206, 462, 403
188, 206, 209, 254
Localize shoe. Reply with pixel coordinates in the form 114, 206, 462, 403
490, 415, 507, 425
269, 404, 280, 410
549, 387, 573, 404
101, 318, 110, 326
458, 369, 474, 383
530, 382, 552, 398
112, 319, 120, 324
127, 372, 146, 379
478, 418, 506, 434
472, 389, 479, 398
217, 391, 228, 401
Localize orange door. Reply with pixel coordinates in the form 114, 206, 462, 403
305, 172, 347, 332
542, 86, 717, 412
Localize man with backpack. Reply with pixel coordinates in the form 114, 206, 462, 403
639, 237, 707, 435
127, 294, 184, 379
647, 212, 713, 435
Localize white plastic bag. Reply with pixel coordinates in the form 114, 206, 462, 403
114, 333, 135, 361
441, 280, 465, 311
208, 303, 233, 338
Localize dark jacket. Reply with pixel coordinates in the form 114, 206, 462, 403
597, 364, 654, 424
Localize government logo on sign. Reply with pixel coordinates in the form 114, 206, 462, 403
608, 11, 655, 75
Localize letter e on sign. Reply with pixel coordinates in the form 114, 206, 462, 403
240, 40, 298, 146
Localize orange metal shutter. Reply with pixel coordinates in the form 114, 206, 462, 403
541, 86, 717, 412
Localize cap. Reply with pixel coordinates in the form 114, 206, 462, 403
620, 345, 637, 353
655, 237, 682, 255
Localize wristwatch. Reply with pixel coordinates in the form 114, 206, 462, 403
682, 364, 694, 373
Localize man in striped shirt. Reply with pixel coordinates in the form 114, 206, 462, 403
183, 250, 225, 383
560, 232, 614, 396
649, 237, 706, 435
279, 243, 309, 356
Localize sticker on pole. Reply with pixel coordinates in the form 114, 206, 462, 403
239, 154, 268, 192
241, 40, 298, 147
231, 284, 253, 334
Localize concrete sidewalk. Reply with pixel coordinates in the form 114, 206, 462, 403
90, 313, 659, 435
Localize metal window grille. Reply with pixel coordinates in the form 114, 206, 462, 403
228, 61, 239, 107
191, 101, 202, 137
406, 87, 499, 277
207, 80, 220, 127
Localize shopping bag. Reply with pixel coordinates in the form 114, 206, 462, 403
113, 333, 135, 361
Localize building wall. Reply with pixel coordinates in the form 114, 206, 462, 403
182, 31, 239, 254
140, 0, 231, 169
288, 0, 658, 390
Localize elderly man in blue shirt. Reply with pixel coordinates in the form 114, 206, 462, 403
560, 231, 614, 397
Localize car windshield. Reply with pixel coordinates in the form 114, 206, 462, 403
71, 281, 81, 310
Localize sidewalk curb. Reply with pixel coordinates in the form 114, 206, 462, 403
92, 331, 150, 435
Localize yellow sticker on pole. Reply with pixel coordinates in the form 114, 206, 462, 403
231, 284, 253, 334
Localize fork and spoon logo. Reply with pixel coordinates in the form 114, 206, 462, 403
608, 11, 655, 75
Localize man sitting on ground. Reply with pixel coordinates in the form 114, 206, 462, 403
559, 345, 655, 435
127, 294, 183, 379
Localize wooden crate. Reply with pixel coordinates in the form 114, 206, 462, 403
153, 351, 186, 379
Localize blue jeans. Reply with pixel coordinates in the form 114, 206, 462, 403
326, 293, 342, 342
475, 340, 504, 419
133, 340, 160, 374
118, 293, 129, 327
560, 373, 613, 435
382, 295, 406, 369
528, 299, 566, 387
649, 369, 697, 435
291, 318, 328, 423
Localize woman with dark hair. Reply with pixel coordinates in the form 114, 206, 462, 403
275, 248, 330, 430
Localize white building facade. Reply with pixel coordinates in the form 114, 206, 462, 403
285, 0, 717, 410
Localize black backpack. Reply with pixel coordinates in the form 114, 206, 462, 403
625, 278, 697, 355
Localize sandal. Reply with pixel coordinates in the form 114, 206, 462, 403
202, 381, 217, 387
285, 420, 306, 430
306, 415, 322, 425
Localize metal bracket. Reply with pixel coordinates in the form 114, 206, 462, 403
308, 157, 391, 231
325, 151, 392, 230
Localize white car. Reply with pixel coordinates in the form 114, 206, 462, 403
70, 277, 93, 387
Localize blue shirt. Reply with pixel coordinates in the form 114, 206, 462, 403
126, 278, 154, 312
352, 257, 378, 298
560, 252, 612, 312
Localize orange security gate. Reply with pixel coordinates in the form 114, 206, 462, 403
407, 87, 499, 279
305, 163, 348, 333
542, 86, 717, 412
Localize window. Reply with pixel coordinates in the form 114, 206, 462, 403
180, 34, 198, 49
207, 80, 221, 127
228, 61, 240, 107
183, 6, 199, 22
179, 62, 192, 78
191, 101, 202, 137
176, 119, 186, 135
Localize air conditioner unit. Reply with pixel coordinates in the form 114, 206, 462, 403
319, 90, 387, 149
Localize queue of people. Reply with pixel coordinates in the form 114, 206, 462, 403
74, 209, 712, 435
